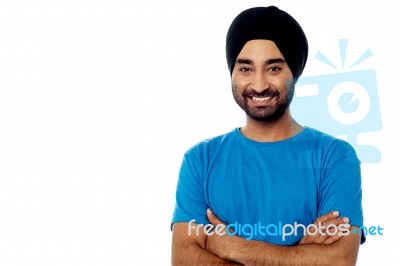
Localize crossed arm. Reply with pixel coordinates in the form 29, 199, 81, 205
171, 210, 360, 266
172, 221, 242, 266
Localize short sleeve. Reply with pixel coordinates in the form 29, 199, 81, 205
317, 140, 365, 244
171, 148, 209, 229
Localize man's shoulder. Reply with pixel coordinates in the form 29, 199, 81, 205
306, 127, 352, 146
184, 129, 237, 156
304, 127, 359, 162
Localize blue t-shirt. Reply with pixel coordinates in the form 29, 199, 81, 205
171, 127, 364, 245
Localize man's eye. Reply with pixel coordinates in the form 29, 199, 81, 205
240, 67, 251, 72
268, 66, 281, 72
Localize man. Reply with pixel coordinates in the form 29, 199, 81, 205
171, 6, 364, 265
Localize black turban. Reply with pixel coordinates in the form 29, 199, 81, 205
226, 6, 308, 80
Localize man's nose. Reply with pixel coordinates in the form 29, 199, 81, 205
251, 72, 269, 93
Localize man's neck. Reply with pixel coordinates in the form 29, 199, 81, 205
240, 111, 303, 142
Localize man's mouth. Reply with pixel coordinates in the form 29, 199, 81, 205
251, 96, 273, 102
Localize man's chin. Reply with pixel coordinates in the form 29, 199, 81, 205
247, 114, 282, 123
245, 108, 287, 123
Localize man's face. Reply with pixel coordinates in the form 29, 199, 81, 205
231, 40, 295, 123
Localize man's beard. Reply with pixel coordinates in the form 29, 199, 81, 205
232, 80, 295, 123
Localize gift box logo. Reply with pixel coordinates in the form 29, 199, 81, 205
292, 39, 382, 163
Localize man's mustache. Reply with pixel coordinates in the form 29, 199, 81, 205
242, 89, 279, 98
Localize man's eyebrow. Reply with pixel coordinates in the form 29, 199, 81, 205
236, 58, 286, 65
236, 58, 253, 65
266, 58, 286, 65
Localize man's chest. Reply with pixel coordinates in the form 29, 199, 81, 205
204, 156, 320, 244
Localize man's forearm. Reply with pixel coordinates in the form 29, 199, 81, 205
205, 210, 360, 266
172, 243, 241, 266
172, 222, 243, 265
226, 235, 359, 266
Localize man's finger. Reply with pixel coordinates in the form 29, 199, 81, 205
299, 212, 350, 245
320, 217, 349, 227
207, 208, 225, 226
315, 211, 340, 224
322, 233, 343, 245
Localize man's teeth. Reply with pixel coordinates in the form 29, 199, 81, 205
251, 96, 272, 101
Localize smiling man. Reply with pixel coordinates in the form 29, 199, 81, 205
171, 6, 364, 265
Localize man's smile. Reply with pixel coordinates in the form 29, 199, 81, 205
250, 96, 273, 102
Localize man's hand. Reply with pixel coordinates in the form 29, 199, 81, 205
299, 211, 351, 245
205, 209, 239, 260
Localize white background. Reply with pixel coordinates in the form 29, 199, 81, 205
0, 0, 398, 265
